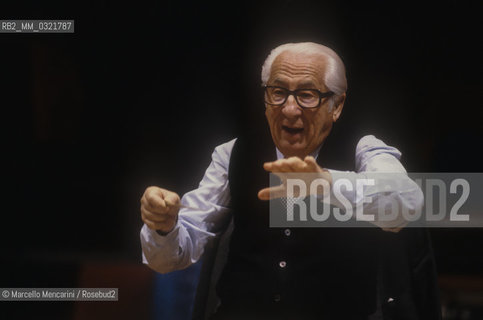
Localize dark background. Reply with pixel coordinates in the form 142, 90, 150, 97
0, 0, 482, 319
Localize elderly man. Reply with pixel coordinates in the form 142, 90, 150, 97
140, 42, 440, 319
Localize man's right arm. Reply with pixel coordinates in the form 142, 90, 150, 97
139, 139, 236, 274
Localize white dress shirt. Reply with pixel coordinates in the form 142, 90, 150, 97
140, 135, 423, 274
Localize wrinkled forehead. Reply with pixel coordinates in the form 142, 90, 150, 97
269, 50, 328, 88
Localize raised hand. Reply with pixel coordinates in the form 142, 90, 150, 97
258, 156, 332, 200
140, 186, 181, 233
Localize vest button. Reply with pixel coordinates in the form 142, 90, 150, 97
284, 228, 291, 236
279, 261, 287, 268
273, 294, 281, 302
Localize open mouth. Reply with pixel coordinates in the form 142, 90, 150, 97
282, 125, 304, 135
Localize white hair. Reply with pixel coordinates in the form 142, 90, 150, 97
261, 42, 347, 110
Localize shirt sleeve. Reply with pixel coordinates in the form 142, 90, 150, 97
327, 135, 423, 229
140, 138, 236, 273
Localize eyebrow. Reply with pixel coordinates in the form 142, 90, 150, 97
271, 78, 288, 86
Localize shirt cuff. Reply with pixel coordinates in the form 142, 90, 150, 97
147, 221, 181, 243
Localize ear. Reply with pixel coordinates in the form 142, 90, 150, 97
331, 93, 346, 122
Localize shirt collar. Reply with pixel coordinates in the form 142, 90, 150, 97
275, 143, 323, 160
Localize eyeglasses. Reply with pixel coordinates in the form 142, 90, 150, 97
264, 85, 334, 109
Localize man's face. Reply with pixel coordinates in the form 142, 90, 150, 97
265, 51, 344, 159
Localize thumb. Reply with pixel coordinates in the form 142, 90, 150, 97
164, 191, 180, 206
304, 156, 322, 172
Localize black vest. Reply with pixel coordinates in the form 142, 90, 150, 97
215, 126, 382, 319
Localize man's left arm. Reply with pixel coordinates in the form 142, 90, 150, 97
329, 135, 423, 232
259, 135, 423, 232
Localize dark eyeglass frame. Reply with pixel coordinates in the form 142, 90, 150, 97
263, 85, 334, 109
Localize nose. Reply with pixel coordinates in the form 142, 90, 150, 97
281, 94, 302, 118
